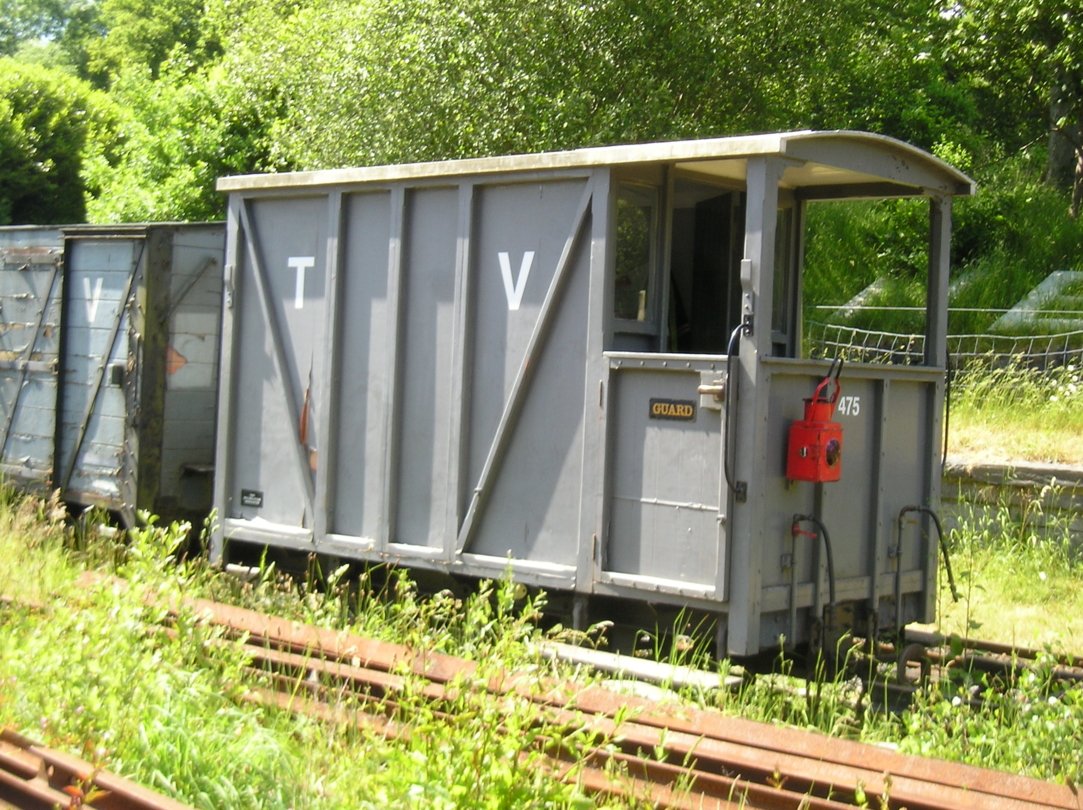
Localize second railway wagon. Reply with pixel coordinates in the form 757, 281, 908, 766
212, 131, 973, 656
0, 224, 224, 526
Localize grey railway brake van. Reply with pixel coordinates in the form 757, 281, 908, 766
213, 131, 973, 656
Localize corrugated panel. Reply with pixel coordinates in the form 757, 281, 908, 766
159, 225, 224, 514
0, 236, 63, 489
57, 238, 139, 509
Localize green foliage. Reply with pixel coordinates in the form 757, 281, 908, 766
0, 0, 79, 55
802, 198, 930, 333
0, 515, 306, 806
83, 63, 280, 222
213, 0, 964, 171
0, 492, 605, 808
803, 1, 983, 153
0, 58, 117, 224
945, 0, 1083, 142
0, 0, 104, 79
85, 0, 222, 84
901, 665, 1082, 782
947, 150, 1083, 333
910, 492, 1083, 782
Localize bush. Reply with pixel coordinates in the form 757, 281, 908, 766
0, 59, 118, 224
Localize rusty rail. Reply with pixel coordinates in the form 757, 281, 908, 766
0, 728, 194, 810
6, 583, 1081, 808
904, 627, 1083, 681
175, 596, 1082, 810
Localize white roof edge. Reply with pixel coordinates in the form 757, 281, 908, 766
217, 129, 974, 195
781, 129, 976, 195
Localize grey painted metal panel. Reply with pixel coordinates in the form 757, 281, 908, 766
576, 170, 613, 594
0, 232, 63, 489
0, 223, 223, 524
313, 192, 344, 543
59, 238, 138, 510
0, 228, 63, 249
757, 359, 940, 648
393, 187, 458, 549
213, 201, 244, 540
603, 358, 724, 587
460, 179, 591, 565
226, 198, 327, 528
329, 192, 392, 540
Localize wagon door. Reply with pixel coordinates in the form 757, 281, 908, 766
56, 235, 142, 521
0, 237, 63, 491
600, 355, 727, 597
595, 182, 743, 600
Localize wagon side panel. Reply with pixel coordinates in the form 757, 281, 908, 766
0, 231, 64, 492
223, 197, 328, 531
57, 237, 141, 518
328, 192, 392, 542
457, 178, 592, 571
387, 187, 460, 549
158, 224, 225, 521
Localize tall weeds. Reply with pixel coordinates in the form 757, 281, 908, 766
2, 483, 1082, 800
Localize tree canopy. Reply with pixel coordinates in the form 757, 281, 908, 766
1, 0, 1081, 223
0, 58, 115, 224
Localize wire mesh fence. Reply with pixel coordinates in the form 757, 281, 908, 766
806, 321, 1083, 370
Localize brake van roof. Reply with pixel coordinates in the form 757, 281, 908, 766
217, 130, 975, 199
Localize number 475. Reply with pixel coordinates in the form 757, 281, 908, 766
837, 395, 861, 416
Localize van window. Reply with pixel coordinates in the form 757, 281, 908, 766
614, 185, 657, 322
667, 180, 743, 353
772, 206, 797, 356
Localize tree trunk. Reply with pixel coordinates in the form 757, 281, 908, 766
1071, 145, 1083, 219
1046, 76, 1077, 190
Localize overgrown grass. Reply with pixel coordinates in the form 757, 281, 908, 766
0, 499, 303, 806
948, 360, 1083, 464
899, 493, 1083, 780
934, 482, 1083, 651
2, 484, 1081, 802
0, 492, 616, 809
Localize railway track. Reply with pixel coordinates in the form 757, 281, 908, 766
902, 627, 1083, 682
0, 727, 194, 810
3, 585, 1081, 808
167, 595, 1081, 809
864, 628, 1083, 700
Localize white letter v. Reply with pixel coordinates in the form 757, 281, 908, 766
498, 251, 534, 311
